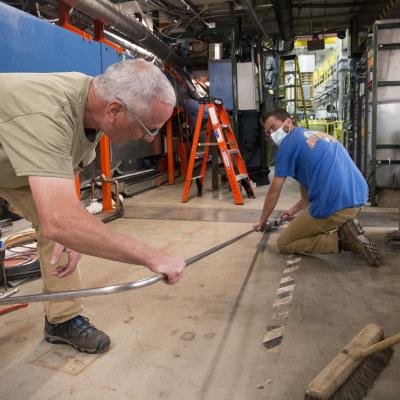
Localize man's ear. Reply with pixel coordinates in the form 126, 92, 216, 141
287, 118, 293, 132
106, 101, 124, 119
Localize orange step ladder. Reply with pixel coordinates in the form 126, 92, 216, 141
182, 97, 255, 205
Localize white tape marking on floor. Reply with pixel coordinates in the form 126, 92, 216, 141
273, 295, 293, 307
280, 276, 294, 285
277, 284, 295, 295
263, 255, 302, 351
284, 265, 300, 274
272, 311, 290, 321
286, 257, 302, 265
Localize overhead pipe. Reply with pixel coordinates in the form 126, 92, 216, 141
271, 0, 294, 52
241, 0, 273, 48
59, 0, 201, 99
177, 0, 210, 27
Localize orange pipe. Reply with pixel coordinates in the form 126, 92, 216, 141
166, 118, 174, 184
99, 135, 113, 212
74, 174, 81, 199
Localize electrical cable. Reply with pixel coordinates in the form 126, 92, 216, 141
157, 4, 208, 40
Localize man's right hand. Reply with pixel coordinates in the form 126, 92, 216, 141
281, 210, 295, 221
147, 253, 185, 285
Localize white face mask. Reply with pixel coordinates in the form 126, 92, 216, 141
270, 120, 288, 146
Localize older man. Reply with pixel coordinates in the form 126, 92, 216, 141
0, 59, 185, 353
254, 109, 380, 267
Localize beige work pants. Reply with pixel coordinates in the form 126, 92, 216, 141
277, 205, 361, 254
0, 187, 83, 323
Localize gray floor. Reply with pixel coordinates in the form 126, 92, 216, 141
0, 176, 399, 400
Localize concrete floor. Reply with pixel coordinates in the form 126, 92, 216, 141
0, 175, 399, 400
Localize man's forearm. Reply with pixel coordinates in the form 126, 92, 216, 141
289, 198, 307, 215
259, 191, 280, 224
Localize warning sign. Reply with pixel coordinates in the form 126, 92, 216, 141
222, 149, 230, 169
209, 107, 219, 125
214, 128, 223, 143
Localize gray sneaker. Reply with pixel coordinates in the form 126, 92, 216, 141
44, 315, 111, 354
338, 219, 381, 267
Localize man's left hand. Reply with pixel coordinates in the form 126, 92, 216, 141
51, 242, 81, 278
253, 220, 267, 232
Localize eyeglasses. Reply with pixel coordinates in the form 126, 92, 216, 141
115, 96, 160, 139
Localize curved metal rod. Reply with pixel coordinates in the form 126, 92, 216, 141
0, 229, 257, 306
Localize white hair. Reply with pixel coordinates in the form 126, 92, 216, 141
93, 59, 176, 115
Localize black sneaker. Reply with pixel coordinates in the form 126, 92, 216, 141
338, 219, 381, 267
44, 315, 111, 354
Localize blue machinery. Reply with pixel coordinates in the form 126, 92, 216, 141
0, 2, 121, 76
0, 2, 188, 210
0, 1, 123, 211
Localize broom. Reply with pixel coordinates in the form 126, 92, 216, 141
305, 323, 399, 400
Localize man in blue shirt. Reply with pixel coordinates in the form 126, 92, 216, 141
253, 109, 380, 266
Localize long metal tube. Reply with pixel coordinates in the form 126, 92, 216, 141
57, 0, 201, 99
0, 229, 256, 306
62, 0, 184, 69
231, 22, 239, 138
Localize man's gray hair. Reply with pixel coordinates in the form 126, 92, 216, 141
93, 59, 176, 115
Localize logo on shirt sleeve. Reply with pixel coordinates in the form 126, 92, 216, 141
303, 130, 335, 149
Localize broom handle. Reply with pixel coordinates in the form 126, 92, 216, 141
354, 332, 400, 359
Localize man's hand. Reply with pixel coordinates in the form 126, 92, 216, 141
51, 242, 81, 278
281, 209, 295, 221
253, 219, 267, 232
147, 252, 185, 285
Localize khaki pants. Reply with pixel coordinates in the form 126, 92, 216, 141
277, 205, 361, 254
0, 187, 83, 323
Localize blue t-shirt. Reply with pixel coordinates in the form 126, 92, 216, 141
274, 127, 368, 218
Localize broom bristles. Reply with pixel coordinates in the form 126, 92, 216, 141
305, 347, 394, 400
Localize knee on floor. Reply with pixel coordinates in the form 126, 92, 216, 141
276, 235, 291, 253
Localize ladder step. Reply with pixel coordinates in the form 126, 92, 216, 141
191, 175, 203, 181
236, 174, 248, 181
229, 149, 239, 155
198, 142, 218, 147
221, 124, 230, 128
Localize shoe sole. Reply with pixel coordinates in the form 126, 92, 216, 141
353, 219, 365, 235
44, 333, 110, 354
356, 236, 381, 267
339, 220, 381, 266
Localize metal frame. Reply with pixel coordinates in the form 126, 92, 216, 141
370, 19, 400, 206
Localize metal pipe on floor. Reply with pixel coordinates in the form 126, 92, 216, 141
0, 229, 257, 305
0, 217, 284, 306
